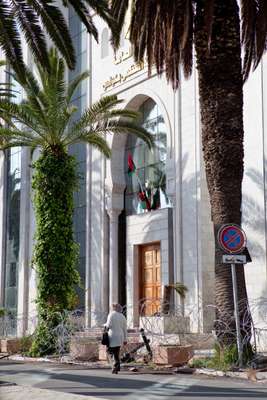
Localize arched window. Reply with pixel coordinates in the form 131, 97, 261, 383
101, 28, 109, 58
125, 98, 170, 215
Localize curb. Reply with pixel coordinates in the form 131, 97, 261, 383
5, 355, 267, 382
193, 368, 267, 382
8, 355, 111, 368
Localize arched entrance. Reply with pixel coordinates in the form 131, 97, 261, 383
106, 93, 174, 326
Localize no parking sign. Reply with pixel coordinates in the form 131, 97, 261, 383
217, 224, 247, 254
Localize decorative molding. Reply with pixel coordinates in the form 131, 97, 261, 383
107, 208, 121, 223
105, 179, 125, 195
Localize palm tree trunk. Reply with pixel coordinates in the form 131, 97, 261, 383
195, 0, 251, 346
30, 150, 80, 356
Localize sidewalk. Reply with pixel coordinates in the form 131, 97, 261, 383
0, 383, 108, 400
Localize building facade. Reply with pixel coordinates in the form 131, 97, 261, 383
0, 8, 267, 340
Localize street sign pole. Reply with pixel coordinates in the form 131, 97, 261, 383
218, 224, 248, 368
231, 263, 243, 367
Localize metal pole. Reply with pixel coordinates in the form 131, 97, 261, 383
231, 263, 243, 367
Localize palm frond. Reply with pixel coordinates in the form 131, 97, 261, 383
0, 100, 47, 139
128, 0, 194, 90
90, 95, 124, 113
0, 1, 25, 80
63, 0, 118, 44
84, 0, 119, 43
110, 0, 130, 47
1, 139, 38, 150
10, 0, 49, 70
73, 107, 140, 132
168, 282, 188, 299
65, 0, 97, 40
71, 95, 124, 131
110, 0, 266, 88
0, 60, 13, 100
254, 0, 267, 71
181, 0, 194, 78
0, 48, 152, 158
9, 66, 41, 97
84, 133, 111, 158
30, 0, 75, 69
67, 71, 90, 104
0, 126, 37, 141
36, 49, 66, 111
67, 131, 112, 158
241, 0, 257, 81
89, 119, 154, 149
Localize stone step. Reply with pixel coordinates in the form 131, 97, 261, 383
74, 327, 142, 341
73, 329, 214, 350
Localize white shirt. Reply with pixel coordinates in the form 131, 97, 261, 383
105, 311, 127, 348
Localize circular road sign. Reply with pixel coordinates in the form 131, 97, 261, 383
217, 224, 247, 254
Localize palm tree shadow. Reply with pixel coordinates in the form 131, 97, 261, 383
243, 167, 266, 260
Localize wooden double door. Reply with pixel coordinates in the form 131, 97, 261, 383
140, 243, 161, 316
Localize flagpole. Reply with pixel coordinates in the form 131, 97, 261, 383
128, 153, 151, 210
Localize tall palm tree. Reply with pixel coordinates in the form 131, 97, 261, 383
0, 0, 117, 80
0, 48, 153, 355
110, 0, 267, 349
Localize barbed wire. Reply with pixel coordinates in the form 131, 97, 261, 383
1, 297, 267, 367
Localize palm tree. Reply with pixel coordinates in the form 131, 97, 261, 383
0, 48, 153, 356
110, 0, 267, 350
0, 0, 117, 80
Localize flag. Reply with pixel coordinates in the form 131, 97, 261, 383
151, 188, 160, 210
138, 184, 151, 210
127, 153, 136, 175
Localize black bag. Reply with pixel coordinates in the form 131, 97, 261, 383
101, 328, 109, 346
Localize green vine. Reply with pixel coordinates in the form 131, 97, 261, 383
29, 150, 80, 356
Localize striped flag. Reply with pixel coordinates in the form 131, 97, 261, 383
127, 153, 136, 175
138, 184, 151, 211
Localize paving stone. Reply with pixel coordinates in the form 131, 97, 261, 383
0, 385, 107, 400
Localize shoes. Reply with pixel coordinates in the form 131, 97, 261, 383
112, 369, 118, 374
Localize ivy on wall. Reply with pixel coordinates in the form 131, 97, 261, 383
30, 150, 80, 356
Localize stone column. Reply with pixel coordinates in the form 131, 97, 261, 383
107, 209, 121, 307
102, 208, 109, 314
0, 152, 6, 307
85, 144, 92, 328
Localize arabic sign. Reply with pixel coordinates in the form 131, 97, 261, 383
103, 62, 145, 91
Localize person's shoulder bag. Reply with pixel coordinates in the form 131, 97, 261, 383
101, 326, 109, 346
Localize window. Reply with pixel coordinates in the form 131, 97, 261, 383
68, 7, 88, 308
4, 148, 21, 317
101, 28, 109, 58
125, 98, 170, 215
4, 71, 22, 322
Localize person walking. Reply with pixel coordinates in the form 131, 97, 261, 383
105, 303, 127, 374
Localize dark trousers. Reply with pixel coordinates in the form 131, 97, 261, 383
108, 346, 121, 371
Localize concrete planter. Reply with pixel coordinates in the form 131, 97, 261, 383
153, 344, 193, 366
1, 338, 21, 354
99, 344, 108, 361
99, 342, 144, 361
70, 338, 99, 361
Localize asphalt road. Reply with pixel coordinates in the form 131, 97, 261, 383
0, 360, 267, 400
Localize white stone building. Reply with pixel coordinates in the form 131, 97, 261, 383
0, 7, 267, 342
